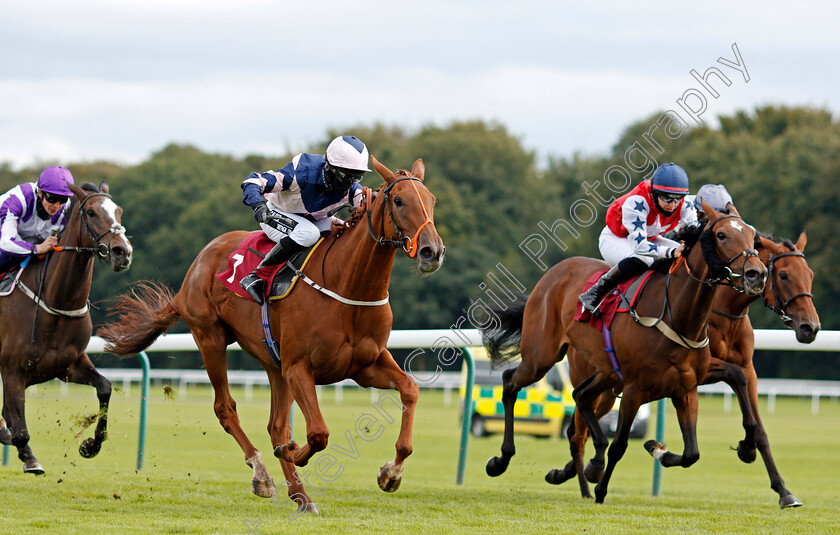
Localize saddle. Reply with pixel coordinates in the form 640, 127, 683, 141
215, 232, 323, 303
0, 262, 26, 296
574, 269, 655, 332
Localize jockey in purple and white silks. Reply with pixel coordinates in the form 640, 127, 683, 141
238, 135, 371, 305
578, 163, 699, 313
0, 166, 74, 273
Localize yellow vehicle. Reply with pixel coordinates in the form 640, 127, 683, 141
460, 347, 575, 438
460, 347, 649, 439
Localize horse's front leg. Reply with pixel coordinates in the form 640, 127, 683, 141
644, 389, 700, 468
352, 349, 419, 493
64, 352, 111, 459
277, 362, 329, 468
0, 370, 42, 474
264, 369, 319, 514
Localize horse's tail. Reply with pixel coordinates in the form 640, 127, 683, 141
98, 281, 180, 357
482, 293, 529, 367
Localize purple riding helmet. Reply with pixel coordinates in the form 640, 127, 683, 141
37, 166, 75, 197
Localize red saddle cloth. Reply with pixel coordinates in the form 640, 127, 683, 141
574, 269, 654, 331
215, 232, 286, 302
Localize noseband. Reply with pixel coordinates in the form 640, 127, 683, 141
365, 176, 433, 258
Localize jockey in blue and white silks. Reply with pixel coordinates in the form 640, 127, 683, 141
579, 163, 698, 313
238, 135, 371, 305
0, 166, 74, 273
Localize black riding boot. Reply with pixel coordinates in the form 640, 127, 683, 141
578, 265, 624, 314
239, 236, 305, 305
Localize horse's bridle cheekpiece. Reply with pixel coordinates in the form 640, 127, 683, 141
366, 176, 432, 258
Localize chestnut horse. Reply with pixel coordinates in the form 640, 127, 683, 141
552, 230, 818, 507
98, 157, 444, 513
482, 203, 767, 503
0, 182, 132, 474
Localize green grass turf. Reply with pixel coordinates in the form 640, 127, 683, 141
0, 381, 837, 534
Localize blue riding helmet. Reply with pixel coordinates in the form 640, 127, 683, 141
651, 163, 689, 196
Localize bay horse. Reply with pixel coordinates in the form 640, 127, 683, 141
482, 202, 767, 503
550, 230, 818, 507
98, 156, 444, 513
0, 182, 132, 474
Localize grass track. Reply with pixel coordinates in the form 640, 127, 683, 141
0, 381, 838, 534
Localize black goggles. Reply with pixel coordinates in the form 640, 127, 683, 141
657, 192, 686, 202
43, 192, 70, 204
331, 167, 365, 185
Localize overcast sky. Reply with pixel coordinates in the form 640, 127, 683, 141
2, 1, 837, 170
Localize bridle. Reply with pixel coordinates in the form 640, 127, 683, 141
764, 250, 813, 326
364, 176, 433, 258
53, 192, 127, 262
684, 214, 760, 292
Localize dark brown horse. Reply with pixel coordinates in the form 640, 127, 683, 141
550, 230, 818, 507
0, 182, 132, 474
483, 202, 767, 503
98, 157, 444, 513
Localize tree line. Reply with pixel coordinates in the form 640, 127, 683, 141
1, 105, 837, 378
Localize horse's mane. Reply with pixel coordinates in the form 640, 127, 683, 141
756, 230, 796, 252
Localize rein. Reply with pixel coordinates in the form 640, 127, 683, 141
626, 214, 759, 349
299, 174, 431, 307
21, 191, 125, 321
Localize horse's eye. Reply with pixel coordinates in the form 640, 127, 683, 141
716, 231, 726, 240
394, 197, 404, 207
779, 271, 789, 281
86, 209, 97, 217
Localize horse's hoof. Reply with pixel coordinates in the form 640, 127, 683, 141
274, 441, 299, 461
545, 468, 573, 485
79, 438, 102, 459
23, 459, 45, 475
298, 501, 319, 514
736, 441, 757, 463
644, 439, 668, 462
251, 478, 276, 498
0, 427, 11, 446
779, 493, 803, 508
485, 456, 509, 477
584, 462, 604, 484
377, 463, 403, 493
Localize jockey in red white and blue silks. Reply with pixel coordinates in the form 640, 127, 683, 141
238, 135, 371, 305
0, 166, 74, 273
579, 163, 698, 313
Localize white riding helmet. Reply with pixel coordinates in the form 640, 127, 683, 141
325, 135, 371, 172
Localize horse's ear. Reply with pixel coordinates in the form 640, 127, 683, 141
411, 158, 425, 182
371, 155, 395, 184
758, 235, 779, 253
700, 199, 718, 222
795, 230, 807, 252
99, 181, 109, 194
68, 183, 86, 201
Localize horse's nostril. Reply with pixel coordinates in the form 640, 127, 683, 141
745, 269, 761, 281
112, 247, 125, 258
419, 247, 434, 261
